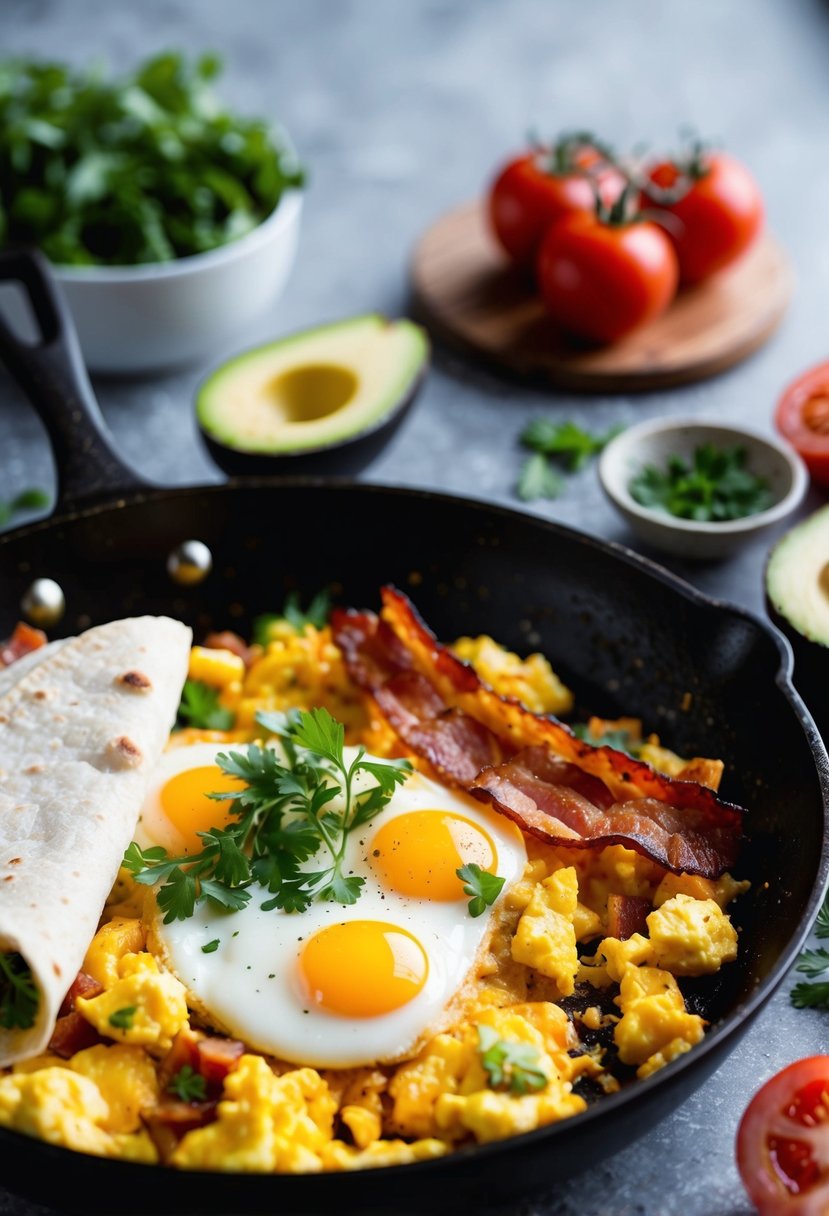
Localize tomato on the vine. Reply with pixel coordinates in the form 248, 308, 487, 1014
775, 362, 829, 488
488, 136, 625, 269
646, 148, 764, 284
736, 1057, 829, 1215
535, 190, 678, 344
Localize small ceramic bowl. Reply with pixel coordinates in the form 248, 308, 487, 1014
598, 417, 809, 559
49, 190, 303, 374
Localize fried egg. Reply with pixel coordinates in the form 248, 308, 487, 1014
143, 746, 526, 1068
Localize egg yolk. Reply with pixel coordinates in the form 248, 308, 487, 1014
369, 810, 497, 901
299, 921, 428, 1018
159, 765, 243, 854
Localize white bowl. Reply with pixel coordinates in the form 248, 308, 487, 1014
598, 417, 809, 559
50, 190, 303, 374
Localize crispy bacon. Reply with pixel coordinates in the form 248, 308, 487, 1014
49, 1011, 103, 1058
606, 895, 652, 941
0, 622, 47, 667
203, 631, 255, 667
58, 971, 103, 1017
331, 587, 744, 878
143, 1098, 219, 1162
196, 1036, 245, 1088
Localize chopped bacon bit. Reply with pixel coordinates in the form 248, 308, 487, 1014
0, 622, 47, 668
49, 1011, 103, 1058
143, 1099, 219, 1162
196, 1036, 245, 1088
606, 894, 652, 941
157, 1027, 202, 1092
58, 971, 103, 1017
203, 631, 254, 667
331, 587, 745, 879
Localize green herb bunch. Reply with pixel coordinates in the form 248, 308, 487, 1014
629, 444, 772, 523
518, 419, 622, 502
792, 895, 829, 1009
124, 707, 412, 922
0, 53, 304, 265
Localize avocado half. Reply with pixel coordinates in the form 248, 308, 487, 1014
196, 314, 429, 476
766, 504, 829, 737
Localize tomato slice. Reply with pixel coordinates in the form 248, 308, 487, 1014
775, 363, 829, 487
736, 1056, 829, 1214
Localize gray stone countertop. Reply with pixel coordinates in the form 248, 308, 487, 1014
2, 0, 829, 1212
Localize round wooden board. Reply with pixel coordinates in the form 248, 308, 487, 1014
411, 201, 794, 392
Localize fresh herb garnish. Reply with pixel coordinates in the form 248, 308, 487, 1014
791, 982, 829, 1010
124, 707, 411, 921
629, 445, 773, 523
167, 1064, 207, 1103
572, 722, 641, 757
790, 893, 829, 1009
201, 939, 221, 954
177, 679, 235, 731
0, 54, 304, 265
517, 420, 621, 502
0, 488, 50, 528
0, 952, 39, 1031
108, 1005, 137, 1030
816, 897, 829, 939
253, 590, 331, 645
796, 948, 829, 978
476, 1024, 548, 1095
457, 863, 506, 918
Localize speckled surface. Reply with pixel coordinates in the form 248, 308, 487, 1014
1, 1, 829, 1212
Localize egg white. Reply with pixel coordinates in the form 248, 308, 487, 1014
147, 751, 526, 1068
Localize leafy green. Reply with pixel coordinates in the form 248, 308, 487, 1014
0, 953, 39, 1030
167, 1064, 208, 1102
177, 679, 235, 731
629, 445, 773, 523
123, 707, 411, 922
457, 863, 506, 918
572, 722, 641, 757
796, 948, 829, 978
790, 893, 829, 1008
476, 1024, 548, 1095
201, 939, 221, 955
253, 590, 331, 645
816, 894, 829, 939
108, 1005, 137, 1030
517, 420, 620, 502
0, 53, 304, 266
0, 488, 50, 528
791, 982, 829, 1010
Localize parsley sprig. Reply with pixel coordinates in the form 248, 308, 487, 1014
0, 953, 39, 1031
168, 1065, 207, 1102
477, 1025, 548, 1095
177, 679, 235, 731
253, 589, 331, 646
791, 892, 829, 1009
458, 863, 505, 917
123, 707, 411, 921
629, 445, 773, 523
517, 419, 621, 502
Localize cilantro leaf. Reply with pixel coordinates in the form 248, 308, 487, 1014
796, 948, 829, 978
253, 590, 331, 645
457, 863, 506, 918
629, 445, 773, 523
0, 953, 39, 1031
791, 981, 829, 1010
167, 1065, 207, 1102
0, 488, 51, 529
177, 679, 235, 731
109, 1005, 138, 1030
517, 453, 564, 503
201, 939, 220, 954
816, 894, 829, 940
521, 419, 621, 472
476, 1024, 548, 1095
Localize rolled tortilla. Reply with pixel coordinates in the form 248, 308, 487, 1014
0, 616, 191, 1065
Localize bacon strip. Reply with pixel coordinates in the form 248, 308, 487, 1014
0, 622, 47, 668
331, 588, 744, 878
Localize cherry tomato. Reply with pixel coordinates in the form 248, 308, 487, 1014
646, 151, 764, 284
736, 1057, 829, 1215
536, 211, 678, 344
488, 140, 625, 268
775, 362, 829, 488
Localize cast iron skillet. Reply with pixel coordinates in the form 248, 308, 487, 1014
0, 248, 827, 1216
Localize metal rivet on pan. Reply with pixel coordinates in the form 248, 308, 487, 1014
167, 540, 213, 586
21, 578, 65, 627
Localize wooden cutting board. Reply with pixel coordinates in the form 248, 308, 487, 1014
411, 201, 794, 392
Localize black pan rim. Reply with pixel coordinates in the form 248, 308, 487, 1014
1, 475, 827, 1192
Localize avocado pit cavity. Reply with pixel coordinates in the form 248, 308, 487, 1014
267, 364, 358, 424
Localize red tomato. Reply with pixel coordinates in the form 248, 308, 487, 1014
489, 143, 625, 268
736, 1057, 829, 1214
775, 362, 829, 488
536, 212, 678, 344
646, 152, 764, 284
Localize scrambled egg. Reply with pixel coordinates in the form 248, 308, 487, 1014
1, 625, 747, 1174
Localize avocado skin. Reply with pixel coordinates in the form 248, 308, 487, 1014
200, 360, 425, 478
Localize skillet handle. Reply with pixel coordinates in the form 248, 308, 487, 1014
0, 247, 151, 512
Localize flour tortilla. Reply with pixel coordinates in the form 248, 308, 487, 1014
0, 616, 191, 1065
